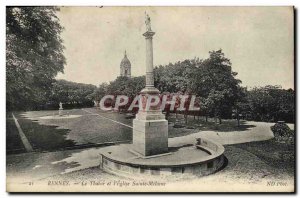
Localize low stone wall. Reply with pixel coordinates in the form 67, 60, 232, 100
100, 138, 225, 179
195, 137, 225, 154
101, 154, 224, 178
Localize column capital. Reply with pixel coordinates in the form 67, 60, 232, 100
143, 31, 155, 38
140, 86, 160, 94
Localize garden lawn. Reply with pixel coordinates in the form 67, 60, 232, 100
234, 139, 295, 175
14, 112, 76, 152
6, 114, 26, 154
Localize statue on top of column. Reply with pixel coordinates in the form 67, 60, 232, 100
145, 12, 151, 32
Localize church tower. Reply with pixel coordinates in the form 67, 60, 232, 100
120, 51, 131, 78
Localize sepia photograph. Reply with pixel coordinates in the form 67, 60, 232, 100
5, 6, 295, 193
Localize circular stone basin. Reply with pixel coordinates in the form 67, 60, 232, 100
39, 115, 82, 119
99, 138, 225, 179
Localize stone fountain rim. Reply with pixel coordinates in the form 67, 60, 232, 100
100, 138, 225, 168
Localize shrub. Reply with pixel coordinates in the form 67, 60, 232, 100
271, 122, 294, 144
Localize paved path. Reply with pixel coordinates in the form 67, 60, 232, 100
169, 121, 279, 146
12, 113, 33, 152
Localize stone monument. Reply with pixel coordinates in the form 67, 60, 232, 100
132, 13, 168, 156
99, 13, 225, 179
59, 102, 63, 116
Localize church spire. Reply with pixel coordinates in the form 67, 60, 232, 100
120, 50, 131, 78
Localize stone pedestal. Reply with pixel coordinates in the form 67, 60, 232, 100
133, 89, 169, 156
59, 108, 63, 116
133, 119, 168, 156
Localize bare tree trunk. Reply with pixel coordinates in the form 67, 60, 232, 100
214, 112, 218, 124
166, 111, 170, 121
237, 109, 240, 127
185, 111, 188, 124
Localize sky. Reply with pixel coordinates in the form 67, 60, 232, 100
56, 6, 294, 89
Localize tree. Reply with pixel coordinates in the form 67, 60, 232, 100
94, 83, 108, 103
105, 76, 145, 112
153, 52, 242, 124
190, 50, 242, 124
154, 59, 196, 93
106, 76, 145, 97
50, 79, 97, 108
246, 86, 294, 123
233, 86, 248, 126
6, 7, 65, 111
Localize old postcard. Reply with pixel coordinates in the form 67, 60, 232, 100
6, 6, 295, 192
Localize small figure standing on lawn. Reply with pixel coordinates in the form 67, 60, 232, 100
59, 102, 63, 110
59, 102, 63, 116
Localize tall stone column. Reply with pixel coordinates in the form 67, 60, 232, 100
139, 31, 159, 95
144, 31, 155, 87
132, 14, 168, 156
